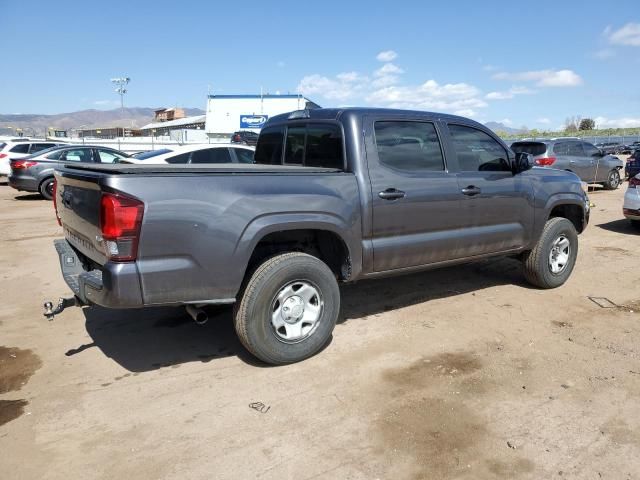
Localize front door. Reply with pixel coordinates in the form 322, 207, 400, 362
365, 118, 463, 272
445, 123, 534, 256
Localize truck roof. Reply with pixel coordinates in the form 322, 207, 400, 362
267, 107, 486, 129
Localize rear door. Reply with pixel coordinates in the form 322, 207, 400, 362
581, 141, 604, 182
445, 123, 533, 256
365, 117, 463, 271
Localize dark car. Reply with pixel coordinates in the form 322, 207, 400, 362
594, 142, 621, 155
9, 145, 129, 199
626, 149, 640, 179
231, 130, 259, 146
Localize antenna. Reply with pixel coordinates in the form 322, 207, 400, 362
110, 77, 130, 110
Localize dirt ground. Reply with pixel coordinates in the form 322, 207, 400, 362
0, 175, 639, 480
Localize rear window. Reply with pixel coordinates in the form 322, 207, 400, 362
9, 144, 30, 154
510, 142, 547, 156
0, 143, 6, 150
190, 148, 232, 164
133, 148, 172, 160
254, 127, 285, 165
255, 123, 343, 169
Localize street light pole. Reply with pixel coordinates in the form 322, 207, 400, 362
110, 77, 130, 112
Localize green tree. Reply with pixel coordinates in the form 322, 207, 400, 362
579, 118, 595, 131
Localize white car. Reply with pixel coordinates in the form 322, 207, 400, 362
122, 144, 255, 165
623, 174, 640, 229
0, 140, 63, 175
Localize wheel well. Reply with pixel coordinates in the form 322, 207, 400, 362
248, 229, 351, 281
549, 204, 584, 233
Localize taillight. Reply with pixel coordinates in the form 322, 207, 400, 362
100, 192, 144, 262
52, 178, 61, 226
629, 176, 640, 188
11, 160, 38, 169
535, 157, 556, 166
0, 153, 7, 159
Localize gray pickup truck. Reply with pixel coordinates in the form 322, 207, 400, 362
49, 108, 590, 364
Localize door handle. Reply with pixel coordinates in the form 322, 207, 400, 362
378, 188, 406, 200
461, 185, 481, 196
569, 160, 576, 164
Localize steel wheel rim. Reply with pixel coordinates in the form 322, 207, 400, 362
548, 235, 571, 274
610, 170, 620, 188
270, 280, 324, 343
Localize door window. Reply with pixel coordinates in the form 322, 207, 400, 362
97, 149, 127, 163
190, 148, 232, 164
448, 124, 510, 172
567, 142, 585, 157
60, 148, 91, 162
30, 143, 56, 153
582, 142, 600, 157
374, 121, 445, 172
234, 148, 254, 164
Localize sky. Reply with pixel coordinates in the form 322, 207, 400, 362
2, 0, 640, 129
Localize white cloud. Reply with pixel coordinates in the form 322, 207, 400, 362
298, 56, 488, 115
485, 85, 536, 100
536, 117, 551, 124
297, 73, 365, 101
594, 116, 640, 128
606, 23, 640, 46
366, 80, 487, 112
376, 50, 398, 62
492, 69, 583, 87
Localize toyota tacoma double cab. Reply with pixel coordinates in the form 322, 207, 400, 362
49, 108, 590, 364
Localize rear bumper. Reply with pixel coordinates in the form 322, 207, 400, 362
8, 174, 38, 192
54, 239, 144, 308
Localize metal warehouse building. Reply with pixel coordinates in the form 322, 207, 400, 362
204, 94, 320, 136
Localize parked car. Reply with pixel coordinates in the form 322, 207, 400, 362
8, 145, 129, 199
0, 140, 63, 176
48, 107, 590, 365
626, 149, 640, 179
119, 144, 255, 164
511, 139, 624, 189
623, 174, 640, 229
231, 130, 259, 146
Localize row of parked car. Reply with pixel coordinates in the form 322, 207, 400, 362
1, 133, 639, 229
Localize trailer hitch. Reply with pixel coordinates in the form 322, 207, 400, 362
43, 296, 81, 321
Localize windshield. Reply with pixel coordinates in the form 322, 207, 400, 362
510, 142, 547, 156
133, 148, 173, 160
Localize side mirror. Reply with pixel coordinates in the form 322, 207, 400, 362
514, 152, 534, 173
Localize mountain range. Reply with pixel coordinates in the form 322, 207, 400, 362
0, 107, 205, 136
484, 121, 528, 135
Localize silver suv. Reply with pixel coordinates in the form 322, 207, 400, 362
511, 139, 624, 189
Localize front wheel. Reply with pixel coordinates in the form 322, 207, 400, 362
603, 168, 621, 190
234, 252, 340, 365
39, 177, 55, 200
522, 217, 579, 289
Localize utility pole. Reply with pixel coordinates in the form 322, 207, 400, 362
110, 77, 130, 111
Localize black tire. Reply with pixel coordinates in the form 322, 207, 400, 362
233, 252, 340, 365
39, 177, 55, 200
522, 217, 578, 289
603, 168, 621, 190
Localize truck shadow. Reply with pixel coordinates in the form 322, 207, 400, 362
80, 257, 528, 371
596, 219, 640, 235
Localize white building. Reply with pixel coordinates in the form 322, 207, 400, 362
205, 94, 320, 136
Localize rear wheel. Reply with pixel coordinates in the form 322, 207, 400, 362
234, 252, 340, 365
39, 177, 55, 200
603, 168, 621, 190
522, 217, 578, 289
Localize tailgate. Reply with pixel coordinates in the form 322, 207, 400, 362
54, 169, 109, 265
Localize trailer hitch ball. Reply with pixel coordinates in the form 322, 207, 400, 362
43, 297, 79, 321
